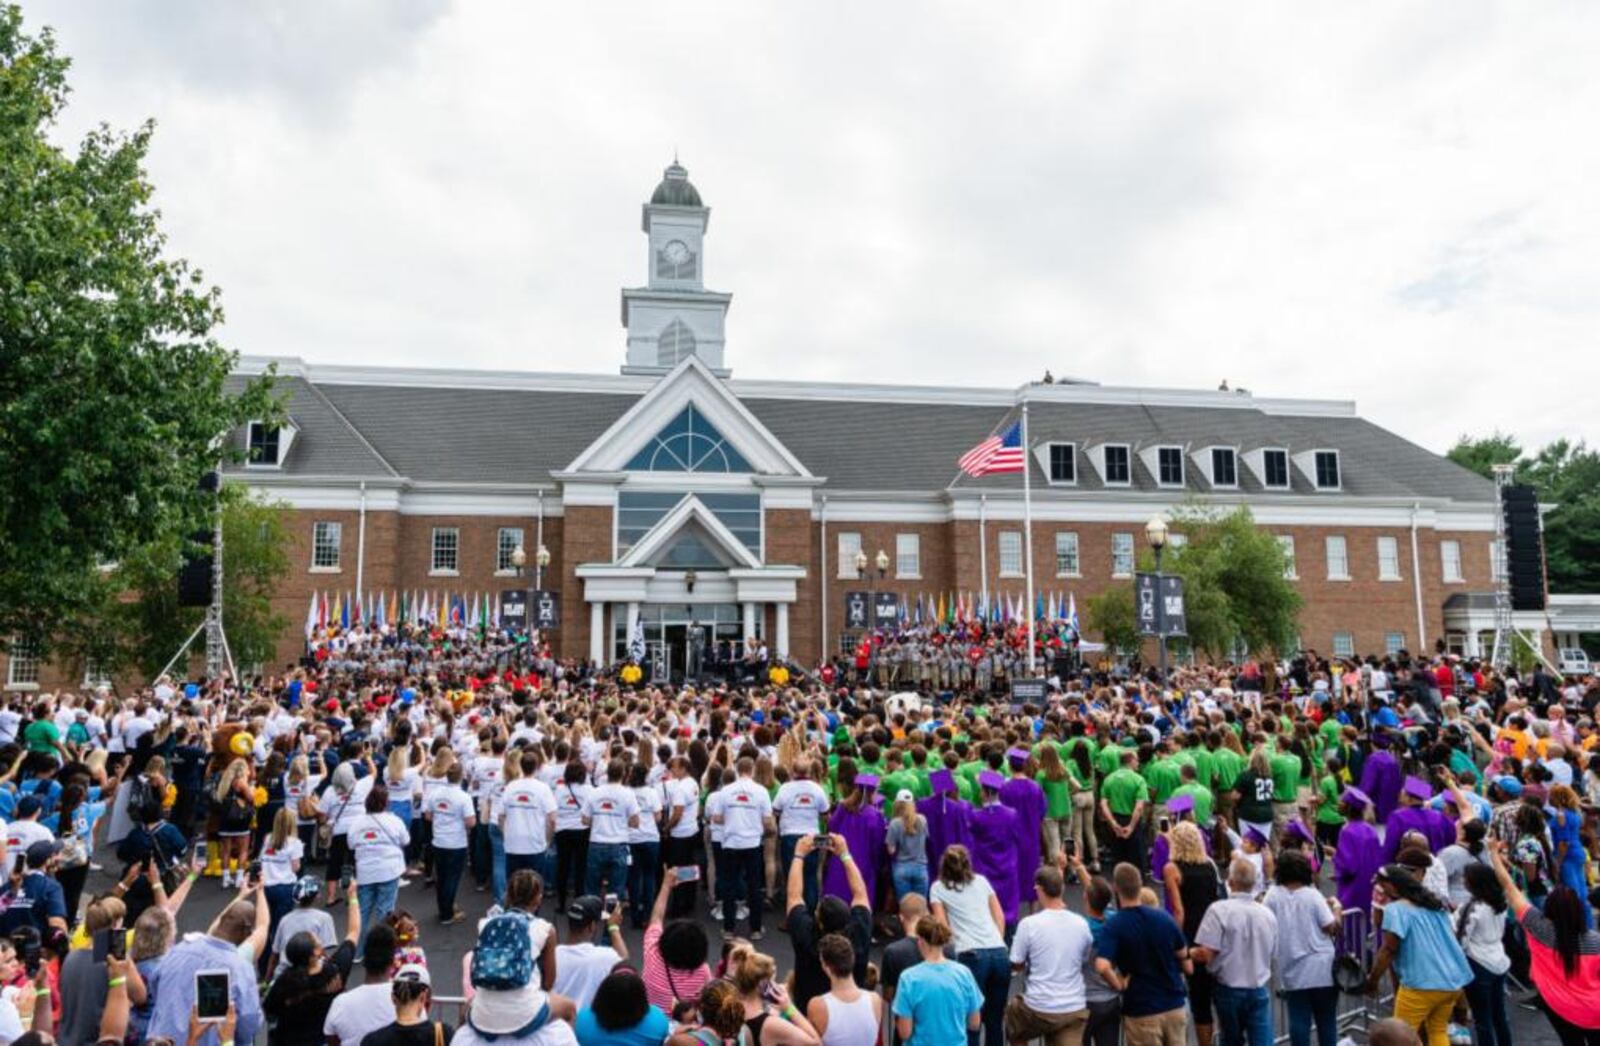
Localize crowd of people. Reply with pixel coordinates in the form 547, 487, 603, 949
0, 619, 1596, 1046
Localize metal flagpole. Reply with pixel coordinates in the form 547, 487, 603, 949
979, 494, 989, 626
1022, 401, 1036, 674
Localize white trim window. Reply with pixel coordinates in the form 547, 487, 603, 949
1326, 535, 1350, 580
1262, 448, 1290, 489
1046, 443, 1076, 484
836, 531, 862, 580
497, 527, 525, 575
1156, 446, 1185, 487
6, 639, 40, 689
1332, 631, 1355, 658
1211, 447, 1238, 488
431, 526, 460, 575
1277, 535, 1297, 579
895, 533, 921, 579
1314, 450, 1341, 490
311, 521, 342, 571
1102, 444, 1132, 485
1112, 532, 1135, 577
1377, 536, 1401, 581
998, 531, 1024, 577
1384, 632, 1405, 655
1054, 531, 1080, 577
1440, 540, 1463, 583
83, 659, 112, 689
246, 421, 281, 468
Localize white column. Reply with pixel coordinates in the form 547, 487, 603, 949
589, 601, 604, 664
626, 602, 640, 654
776, 603, 790, 660
743, 601, 757, 643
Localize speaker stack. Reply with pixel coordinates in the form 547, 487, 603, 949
176, 471, 221, 606
1502, 484, 1545, 611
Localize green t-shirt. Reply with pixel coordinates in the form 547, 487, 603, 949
1143, 758, 1183, 804
879, 769, 921, 802
1315, 774, 1346, 827
1212, 748, 1244, 792
1095, 742, 1129, 778
1171, 782, 1215, 826
1268, 752, 1302, 802
22, 719, 59, 755
1101, 767, 1150, 816
1185, 746, 1216, 791
1038, 773, 1073, 819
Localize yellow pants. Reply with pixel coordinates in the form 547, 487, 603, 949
1393, 986, 1460, 1046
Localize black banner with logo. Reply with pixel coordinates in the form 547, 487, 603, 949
531, 589, 560, 629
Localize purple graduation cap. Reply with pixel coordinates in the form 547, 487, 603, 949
1007, 748, 1031, 769
1167, 794, 1195, 816
1403, 775, 1433, 802
978, 770, 1006, 791
855, 773, 881, 792
929, 769, 957, 796
1286, 820, 1315, 845
1340, 786, 1373, 809
1243, 824, 1269, 847
1370, 731, 1391, 748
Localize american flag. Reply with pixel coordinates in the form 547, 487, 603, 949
958, 420, 1025, 476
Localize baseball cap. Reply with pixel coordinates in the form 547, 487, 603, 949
293, 875, 322, 902
1495, 776, 1524, 798
566, 895, 604, 925
25, 840, 62, 867
894, 789, 915, 806
394, 963, 431, 988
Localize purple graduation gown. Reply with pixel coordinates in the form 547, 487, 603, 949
1334, 820, 1382, 914
823, 803, 887, 909
1382, 805, 1455, 863
969, 802, 1022, 924
998, 776, 1046, 908
917, 793, 974, 876
1358, 750, 1402, 823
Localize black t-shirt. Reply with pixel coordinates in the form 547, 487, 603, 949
262, 940, 357, 1046
786, 903, 872, 1011
365, 1020, 455, 1046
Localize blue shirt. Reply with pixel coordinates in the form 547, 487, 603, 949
892, 959, 982, 1046
572, 1005, 670, 1046
147, 934, 263, 1046
1098, 904, 1189, 1017
0, 872, 65, 935
1381, 900, 1473, 991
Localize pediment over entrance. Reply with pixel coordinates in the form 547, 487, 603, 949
617, 494, 763, 570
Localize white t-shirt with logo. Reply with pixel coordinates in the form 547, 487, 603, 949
260, 836, 305, 886
583, 784, 640, 845
715, 777, 771, 850
428, 785, 475, 850
500, 778, 557, 855
347, 812, 410, 884
629, 787, 662, 844
773, 780, 830, 837
6, 820, 52, 875
553, 781, 591, 833
665, 777, 700, 839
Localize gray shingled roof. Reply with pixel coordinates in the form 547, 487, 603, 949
222, 371, 1493, 503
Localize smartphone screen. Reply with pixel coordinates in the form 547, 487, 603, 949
195, 971, 231, 1022
108, 929, 127, 961
674, 865, 701, 883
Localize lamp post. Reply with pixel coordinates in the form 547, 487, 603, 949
535, 543, 550, 590
1145, 514, 1169, 686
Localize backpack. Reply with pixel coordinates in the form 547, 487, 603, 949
471, 910, 534, 991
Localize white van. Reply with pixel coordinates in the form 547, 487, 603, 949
1557, 648, 1592, 676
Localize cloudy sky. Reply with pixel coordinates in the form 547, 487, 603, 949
26, 1, 1600, 454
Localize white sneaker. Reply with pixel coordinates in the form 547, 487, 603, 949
736, 902, 749, 922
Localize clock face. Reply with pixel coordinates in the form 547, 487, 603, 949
662, 239, 691, 265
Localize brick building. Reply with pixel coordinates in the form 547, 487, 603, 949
3, 161, 1524, 689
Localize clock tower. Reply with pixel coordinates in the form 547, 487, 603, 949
621, 160, 733, 376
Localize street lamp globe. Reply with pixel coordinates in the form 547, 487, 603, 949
875, 549, 890, 575
855, 550, 868, 575
1145, 515, 1169, 551
535, 544, 551, 569
511, 545, 527, 569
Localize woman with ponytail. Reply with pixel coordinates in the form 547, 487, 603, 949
890, 917, 982, 1046
1363, 864, 1472, 1044
884, 790, 929, 901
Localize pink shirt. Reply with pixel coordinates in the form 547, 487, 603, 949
1522, 906, 1600, 1029
641, 923, 712, 1014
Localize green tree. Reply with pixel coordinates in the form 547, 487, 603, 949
1153, 504, 1303, 660
1085, 584, 1139, 655
0, 7, 275, 657
64, 488, 292, 678
1448, 433, 1600, 593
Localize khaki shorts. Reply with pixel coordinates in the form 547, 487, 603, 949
1004, 997, 1087, 1046
1122, 1006, 1188, 1046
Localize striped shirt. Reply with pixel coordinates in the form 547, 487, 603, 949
641, 923, 712, 1014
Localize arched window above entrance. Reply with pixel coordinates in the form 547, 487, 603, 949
624, 403, 753, 473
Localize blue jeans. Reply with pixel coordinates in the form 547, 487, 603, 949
506, 849, 554, 897
957, 947, 1010, 1046
891, 862, 929, 901
1283, 985, 1338, 1046
434, 846, 467, 920
779, 835, 821, 911
488, 824, 508, 906
1212, 984, 1273, 1046
627, 841, 660, 927
356, 878, 399, 957
1463, 959, 1512, 1046
585, 842, 630, 900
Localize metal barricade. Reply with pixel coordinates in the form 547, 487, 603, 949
1267, 906, 1394, 1045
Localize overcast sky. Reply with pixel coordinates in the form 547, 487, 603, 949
27, 1, 1600, 455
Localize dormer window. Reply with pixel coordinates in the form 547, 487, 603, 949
1210, 447, 1238, 488
247, 422, 281, 467
1156, 446, 1185, 487
1046, 443, 1076, 484
1314, 450, 1341, 490
1102, 444, 1131, 485
1263, 448, 1290, 489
